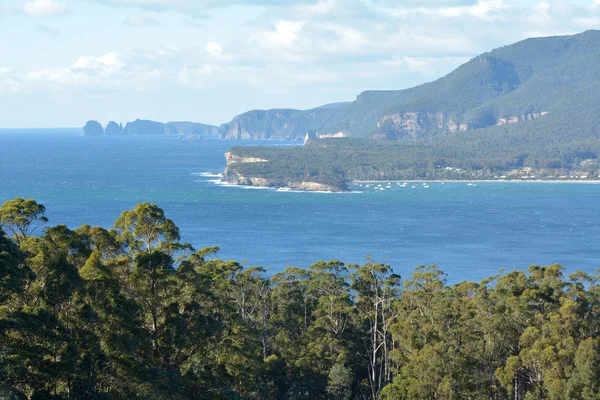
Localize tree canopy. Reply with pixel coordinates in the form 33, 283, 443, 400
1, 198, 599, 399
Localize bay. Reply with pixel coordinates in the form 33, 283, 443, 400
0, 129, 598, 282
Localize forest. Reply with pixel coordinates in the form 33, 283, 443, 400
1, 197, 600, 400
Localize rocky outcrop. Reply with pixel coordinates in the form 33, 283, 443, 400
82, 120, 104, 136
223, 172, 342, 192
223, 152, 344, 191
497, 112, 548, 126
86, 119, 219, 136
224, 152, 268, 164
123, 119, 166, 135
373, 112, 468, 139
372, 109, 548, 139
105, 121, 123, 135
220, 109, 307, 140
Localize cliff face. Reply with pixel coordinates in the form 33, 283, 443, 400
124, 119, 166, 135
84, 119, 219, 136
220, 109, 307, 140
222, 151, 344, 192
371, 111, 548, 139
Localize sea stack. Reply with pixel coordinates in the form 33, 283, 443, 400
105, 121, 123, 135
82, 120, 104, 136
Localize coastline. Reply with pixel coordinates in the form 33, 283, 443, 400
352, 179, 600, 185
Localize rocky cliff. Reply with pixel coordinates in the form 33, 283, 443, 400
83, 119, 219, 136
222, 151, 344, 192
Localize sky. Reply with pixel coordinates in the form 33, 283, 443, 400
0, 0, 599, 128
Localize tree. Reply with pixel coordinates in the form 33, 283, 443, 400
350, 260, 401, 400
0, 198, 48, 244
114, 203, 182, 255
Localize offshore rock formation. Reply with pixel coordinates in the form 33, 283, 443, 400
222, 152, 343, 192
105, 121, 123, 135
123, 119, 166, 135
82, 120, 104, 136
85, 119, 219, 136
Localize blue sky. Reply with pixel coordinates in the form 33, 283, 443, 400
0, 0, 599, 128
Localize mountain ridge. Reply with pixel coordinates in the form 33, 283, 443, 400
219, 30, 600, 141
221, 30, 600, 191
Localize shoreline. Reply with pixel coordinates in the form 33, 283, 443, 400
352, 179, 600, 185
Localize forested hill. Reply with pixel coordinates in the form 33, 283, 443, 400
2, 197, 600, 399
220, 30, 600, 140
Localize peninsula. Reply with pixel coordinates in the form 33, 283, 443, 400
221, 31, 600, 191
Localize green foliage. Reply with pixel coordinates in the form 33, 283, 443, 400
220, 30, 600, 142
0, 198, 48, 243
1, 197, 600, 399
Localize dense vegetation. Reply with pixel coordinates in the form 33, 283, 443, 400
223, 30, 600, 189
220, 30, 600, 140
1, 197, 600, 399
225, 119, 600, 190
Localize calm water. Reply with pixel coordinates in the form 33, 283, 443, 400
1, 129, 599, 282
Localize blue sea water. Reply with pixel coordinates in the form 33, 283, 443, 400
0, 129, 599, 282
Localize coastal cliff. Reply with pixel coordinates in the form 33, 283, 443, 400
222, 151, 345, 192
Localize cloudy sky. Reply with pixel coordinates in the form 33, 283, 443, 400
0, 0, 599, 128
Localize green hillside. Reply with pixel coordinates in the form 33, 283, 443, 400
220, 30, 600, 141
222, 31, 600, 190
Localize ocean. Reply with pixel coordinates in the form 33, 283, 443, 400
1, 129, 598, 282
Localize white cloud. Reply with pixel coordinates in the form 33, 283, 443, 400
263, 21, 305, 46
369, 0, 511, 21
124, 13, 161, 26
528, 2, 551, 25
29, 53, 127, 87
23, 0, 67, 17
204, 42, 232, 61
5, 0, 600, 126
87, 0, 316, 13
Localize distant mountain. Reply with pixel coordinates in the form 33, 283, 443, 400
222, 31, 600, 190
220, 30, 600, 140
82, 120, 219, 136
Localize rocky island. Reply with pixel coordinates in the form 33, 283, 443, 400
81, 119, 219, 136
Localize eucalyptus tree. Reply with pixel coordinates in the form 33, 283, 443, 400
0, 197, 48, 244
349, 260, 401, 400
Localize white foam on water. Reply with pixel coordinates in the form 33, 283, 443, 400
191, 172, 223, 178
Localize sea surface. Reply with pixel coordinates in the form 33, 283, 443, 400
1, 129, 599, 283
